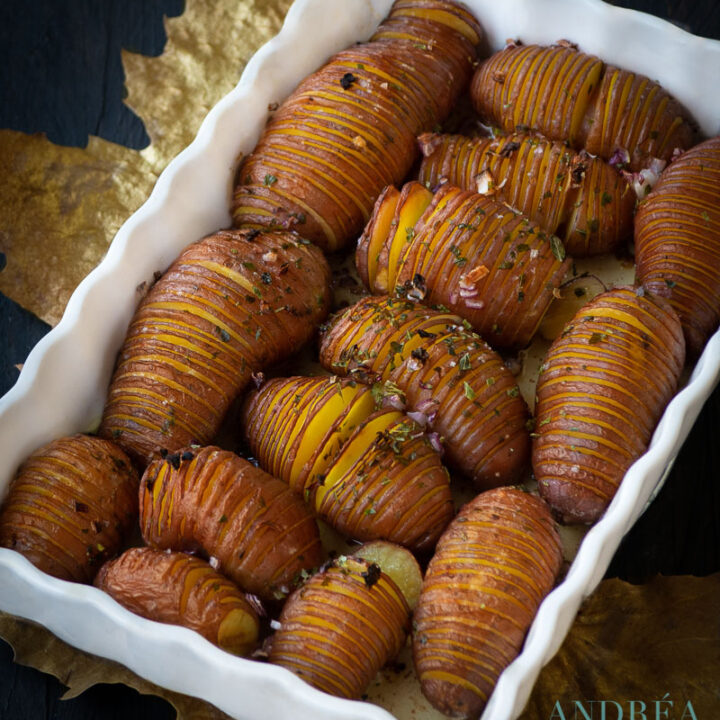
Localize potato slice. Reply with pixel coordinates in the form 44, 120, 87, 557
232, 1, 483, 252
139, 446, 323, 602
0, 434, 138, 583
243, 377, 453, 552
418, 132, 635, 257
320, 296, 531, 487
471, 43, 695, 171
635, 135, 720, 356
269, 552, 410, 699
95, 547, 259, 656
353, 540, 423, 611
533, 286, 685, 523
413, 487, 563, 718
98, 229, 331, 467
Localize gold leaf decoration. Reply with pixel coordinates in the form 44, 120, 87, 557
0, 0, 293, 326
0, 131, 155, 327
0, 611, 232, 720
520, 573, 720, 719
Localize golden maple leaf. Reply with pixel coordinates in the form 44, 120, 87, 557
0, 0, 292, 326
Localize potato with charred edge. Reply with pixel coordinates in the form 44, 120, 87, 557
99, 228, 331, 467
0, 434, 138, 583
269, 543, 421, 699
139, 446, 324, 602
319, 296, 530, 488
635, 136, 720, 357
471, 42, 695, 172
242, 375, 453, 552
356, 182, 571, 349
534, 286, 685, 524
95, 547, 259, 656
417, 132, 635, 257
231, 0, 483, 252
413, 487, 562, 718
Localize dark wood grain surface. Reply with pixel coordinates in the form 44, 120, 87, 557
0, 1, 718, 718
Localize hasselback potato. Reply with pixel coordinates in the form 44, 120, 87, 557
242, 375, 453, 551
413, 487, 562, 718
0, 434, 138, 583
269, 545, 420, 699
231, 0, 483, 252
417, 132, 635, 256
139, 446, 324, 601
320, 296, 530, 487
533, 286, 685, 524
635, 135, 720, 356
95, 547, 260, 656
99, 228, 331, 467
356, 182, 571, 349
471, 42, 695, 172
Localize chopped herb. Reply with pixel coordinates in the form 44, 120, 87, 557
405, 226, 415, 242
601, 192, 613, 206
589, 332, 607, 344
458, 353, 471, 371
449, 245, 468, 266
506, 386, 520, 398
242, 261, 256, 271
665, 278, 676, 288
216, 327, 231, 342
263, 174, 277, 186
219, 514, 228, 523
261, 272, 272, 285
463, 381, 475, 400
550, 235, 566, 262
361, 563, 382, 588
340, 72, 358, 89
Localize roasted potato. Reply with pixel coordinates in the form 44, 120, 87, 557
99, 229, 331, 467
320, 296, 531, 487
356, 181, 572, 349
231, 0, 483, 252
139, 446, 324, 602
417, 131, 635, 256
533, 286, 685, 524
413, 487, 563, 718
635, 135, 720, 356
0, 434, 138, 583
269, 543, 421, 699
471, 42, 695, 172
95, 547, 259, 656
242, 375, 453, 552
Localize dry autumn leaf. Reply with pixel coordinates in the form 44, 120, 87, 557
0, 0, 293, 326
0, 611, 231, 720
520, 574, 720, 720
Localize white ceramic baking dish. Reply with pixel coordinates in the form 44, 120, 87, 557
1, 1, 719, 719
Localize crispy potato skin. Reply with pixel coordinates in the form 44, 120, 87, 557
139, 446, 324, 602
533, 287, 685, 524
242, 376, 454, 552
98, 229, 330, 467
319, 296, 531, 487
231, 1, 482, 252
357, 183, 571, 349
418, 132, 635, 256
471, 44, 695, 172
635, 136, 720, 357
95, 547, 259, 656
413, 487, 562, 718
269, 554, 409, 699
0, 434, 138, 583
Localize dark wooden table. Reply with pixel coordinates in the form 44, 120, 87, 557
0, 1, 718, 718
